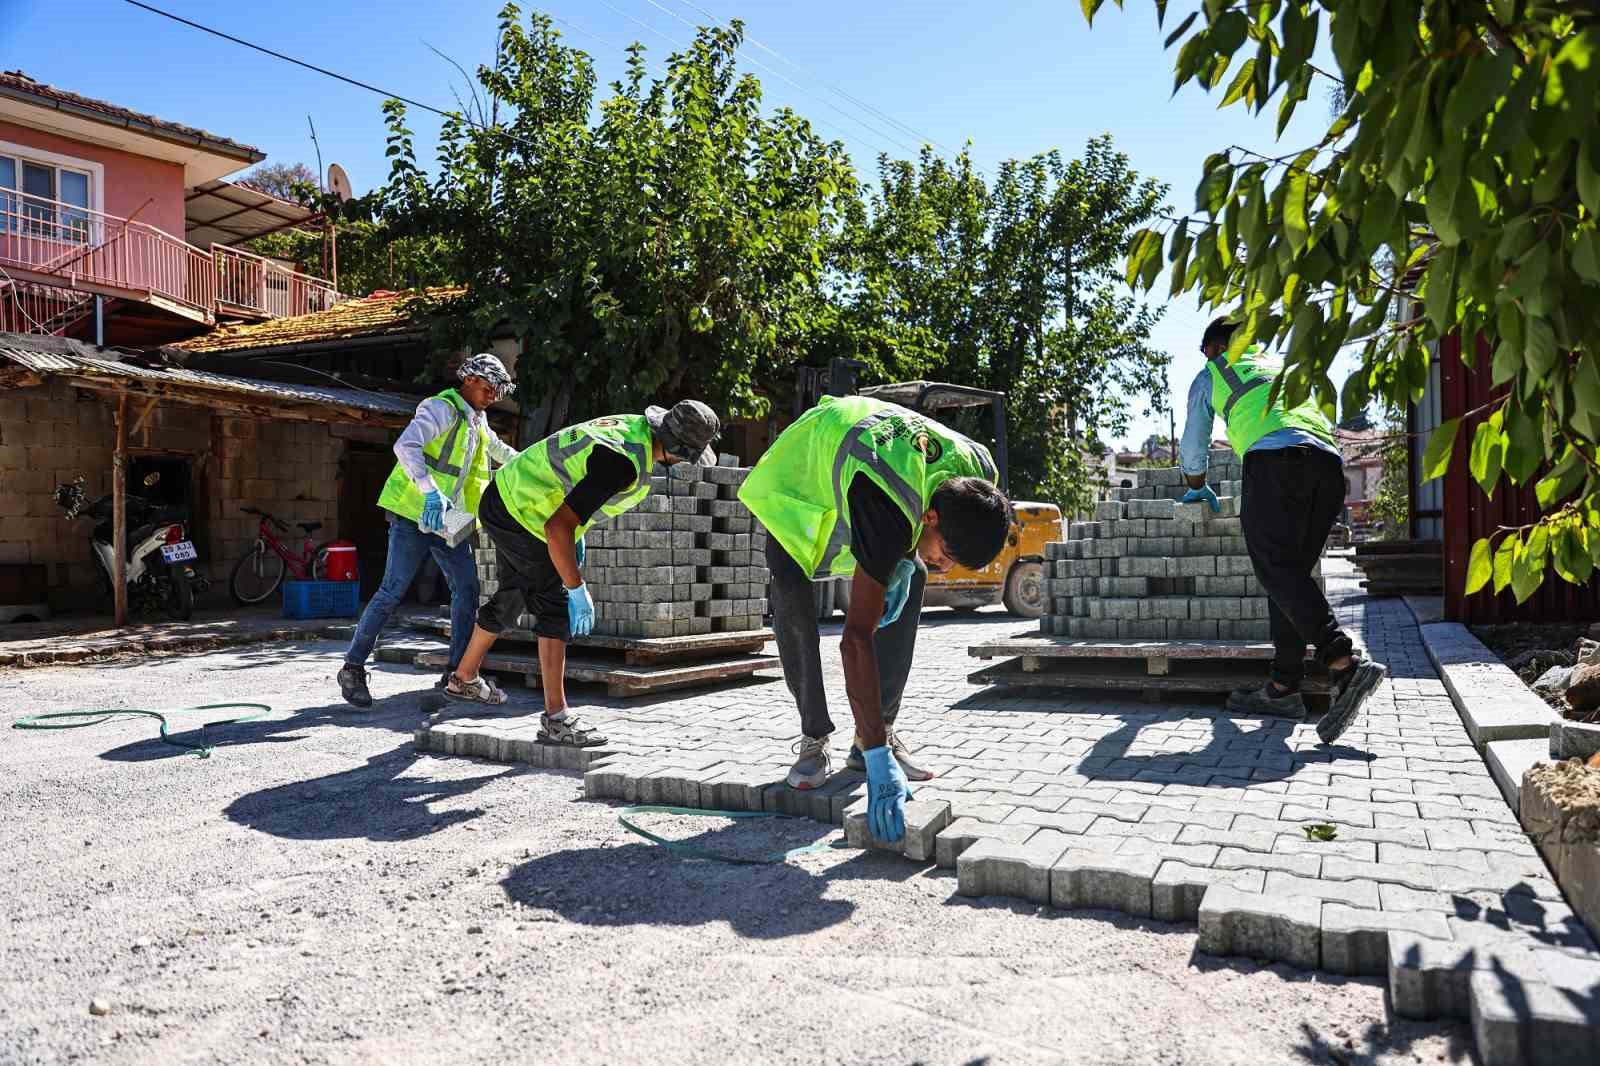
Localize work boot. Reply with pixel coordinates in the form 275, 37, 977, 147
846, 727, 936, 781
1225, 683, 1306, 721
537, 711, 606, 747
337, 664, 372, 709
1318, 654, 1387, 744
787, 734, 832, 790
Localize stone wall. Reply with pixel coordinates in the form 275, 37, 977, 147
0, 380, 395, 610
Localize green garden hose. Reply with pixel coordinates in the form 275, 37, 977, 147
617, 804, 845, 865
12, 703, 273, 758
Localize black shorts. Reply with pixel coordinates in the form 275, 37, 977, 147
476, 481, 570, 640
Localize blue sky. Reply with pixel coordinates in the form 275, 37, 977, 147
8, 0, 1350, 449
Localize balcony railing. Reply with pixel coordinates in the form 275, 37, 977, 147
213, 244, 341, 319
0, 190, 340, 329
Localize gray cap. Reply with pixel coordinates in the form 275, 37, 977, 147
646, 399, 721, 466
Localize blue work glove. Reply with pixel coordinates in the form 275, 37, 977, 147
567, 582, 595, 638
879, 557, 916, 629
1181, 485, 1221, 513
419, 490, 447, 532
863, 744, 913, 844
575, 535, 586, 569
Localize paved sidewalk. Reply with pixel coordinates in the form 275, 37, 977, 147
0, 606, 355, 667
422, 577, 1600, 1063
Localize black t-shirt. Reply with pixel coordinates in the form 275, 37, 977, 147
848, 473, 914, 586
564, 446, 637, 523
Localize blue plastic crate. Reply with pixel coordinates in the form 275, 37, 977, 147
282, 579, 361, 619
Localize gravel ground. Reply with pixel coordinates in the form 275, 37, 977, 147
1, 639, 1472, 1065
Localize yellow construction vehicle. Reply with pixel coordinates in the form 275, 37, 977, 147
791, 361, 1062, 618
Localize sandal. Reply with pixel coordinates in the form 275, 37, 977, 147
538, 712, 607, 747
444, 672, 509, 705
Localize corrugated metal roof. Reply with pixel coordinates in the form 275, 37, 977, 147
0, 332, 419, 420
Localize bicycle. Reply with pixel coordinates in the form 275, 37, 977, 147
228, 506, 334, 605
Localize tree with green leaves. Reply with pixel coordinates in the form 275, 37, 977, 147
833, 137, 1170, 510
1090, 1, 1600, 602
374, 5, 856, 434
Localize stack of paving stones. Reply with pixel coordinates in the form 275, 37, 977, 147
1040, 448, 1322, 641
474, 455, 768, 638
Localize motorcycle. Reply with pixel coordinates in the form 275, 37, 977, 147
53, 474, 209, 621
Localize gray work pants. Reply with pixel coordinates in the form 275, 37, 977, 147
765, 536, 926, 741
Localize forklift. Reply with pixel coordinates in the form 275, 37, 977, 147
794, 358, 1063, 618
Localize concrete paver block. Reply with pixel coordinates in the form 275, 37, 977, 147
1150, 862, 1265, 923
1197, 885, 1321, 970
844, 799, 951, 862
934, 817, 1038, 868
1470, 969, 1600, 1066
957, 830, 1074, 904
1484, 738, 1551, 812
1320, 904, 1451, 976
1049, 850, 1162, 917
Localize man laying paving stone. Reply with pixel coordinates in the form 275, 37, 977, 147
443, 400, 722, 746
740, 394, 1012, 843
1179, 316, 1385, 742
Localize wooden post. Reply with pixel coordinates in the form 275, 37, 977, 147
113, 393, 128, 627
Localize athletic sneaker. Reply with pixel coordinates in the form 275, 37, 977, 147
444, 672, 509, 705
538, 712, 606, 747
1224, 683, 1307, 721
337, 664, 372, 709
787, 734, 832, 789
1318, 655, 1387, 744
846, 728, 936, 781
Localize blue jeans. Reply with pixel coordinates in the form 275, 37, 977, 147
344, 514, 478, 670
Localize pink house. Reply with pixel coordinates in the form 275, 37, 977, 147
0, 70, 339, 345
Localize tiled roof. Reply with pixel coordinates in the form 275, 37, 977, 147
0, 332, 418, 422
0, 70, 261, 160
171, 288, 464, 354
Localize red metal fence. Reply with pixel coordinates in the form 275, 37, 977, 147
1438, 330, 1600, 623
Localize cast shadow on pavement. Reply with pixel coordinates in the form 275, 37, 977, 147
500, 821, 918, 939
1077, 712, 1372, 787
222, 742, 515, 842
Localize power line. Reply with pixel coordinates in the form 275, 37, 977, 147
663, 0, 951, 154
614, 0, 926, 157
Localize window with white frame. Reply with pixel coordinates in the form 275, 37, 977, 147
0, 152, 93, 240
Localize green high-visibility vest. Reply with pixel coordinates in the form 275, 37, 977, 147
376, 388, 492, 522
1208, 345, 1337, 456
739, 395, 997, 579
492, 414, 654, 541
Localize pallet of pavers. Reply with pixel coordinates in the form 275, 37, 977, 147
968, 633, 1327, 701
407, 614, 778, 698
973, 451, 1328, 701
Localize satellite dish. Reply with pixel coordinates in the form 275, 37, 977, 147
327, 163, 353, 202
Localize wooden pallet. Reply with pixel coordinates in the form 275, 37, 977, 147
406, 614, 771, 666
967, 634, 1326, 702
413, 648, 780, 698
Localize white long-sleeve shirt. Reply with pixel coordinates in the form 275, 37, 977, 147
394, 396, 518, 499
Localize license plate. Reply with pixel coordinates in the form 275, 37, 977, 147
160, 541, 197, 563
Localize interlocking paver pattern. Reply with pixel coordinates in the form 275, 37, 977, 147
415, 567, 1600, 1063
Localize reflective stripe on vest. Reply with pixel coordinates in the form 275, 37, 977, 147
1207, 344, 1337, 455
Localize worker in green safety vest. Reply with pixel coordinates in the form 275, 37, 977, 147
1179, 317, 1386, 743
339, 353, 518, 709
739, 395, 1012, 845
444, 399, 723, 748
